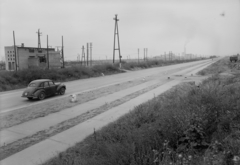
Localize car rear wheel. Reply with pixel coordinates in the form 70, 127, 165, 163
59, 87, 65, 95
38, 92, 46, 100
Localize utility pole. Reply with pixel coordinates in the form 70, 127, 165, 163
138, 48, 139, 64
90, 43, 92, 66
113, 14, 122, 67
47, 35, 49, 69
143, 48, 145, 61
81, 46, 85, 66
62, 36, 65, 68
146, 48, 148, 60
86, 43, 89, 66
13, 31, 17, 71
36, 29, 42, 49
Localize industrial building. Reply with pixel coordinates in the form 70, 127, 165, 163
4, 44, 62, 71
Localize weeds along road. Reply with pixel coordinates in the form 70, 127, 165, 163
0, 59, 218, 164
0, 59, 214, 113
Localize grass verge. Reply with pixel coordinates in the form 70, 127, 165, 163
0, 58, 203, 92
0, 64, 120, 92
43, 60, 240, 165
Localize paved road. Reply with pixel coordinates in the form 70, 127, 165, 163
0, 59, 212, 112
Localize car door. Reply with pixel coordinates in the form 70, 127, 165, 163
43, 81, 51, 96
48, 81, 57, 95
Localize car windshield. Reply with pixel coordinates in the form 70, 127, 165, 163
28, 83, 37, 87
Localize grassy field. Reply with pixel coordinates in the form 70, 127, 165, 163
43, 58, 240, 165
0, 58, 202, 92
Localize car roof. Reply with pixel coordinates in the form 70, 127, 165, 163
30, 79, 52, 84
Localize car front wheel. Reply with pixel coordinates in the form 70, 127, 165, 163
38, 92, 46, 100
59, 88, 65, 95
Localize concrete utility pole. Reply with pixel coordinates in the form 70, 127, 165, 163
13, 31, 17, 71
113, 14, 122, 67
36, 29, 42, 49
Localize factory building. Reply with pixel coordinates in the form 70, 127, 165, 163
4, 44, 62, 71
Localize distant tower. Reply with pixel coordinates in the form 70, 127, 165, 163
113, 14, 121, 64
36, 29, 42, 49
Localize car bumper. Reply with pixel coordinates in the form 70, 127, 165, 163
22, 92, 38, 99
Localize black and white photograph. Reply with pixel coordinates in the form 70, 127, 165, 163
0, 0, 240, 164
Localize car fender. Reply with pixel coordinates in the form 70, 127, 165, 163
57, 84, 66, 92
34, 89, 45, 97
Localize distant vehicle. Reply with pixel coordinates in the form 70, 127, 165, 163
22, 79, 66, 100
230, 56, 238, 62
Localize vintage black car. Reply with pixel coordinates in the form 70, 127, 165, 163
22, 79, 66, 100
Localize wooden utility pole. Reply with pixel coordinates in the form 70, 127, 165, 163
90, 43, 92, 66
62, 36, 65, 68
81, 46, 85, 66
138, 48, 139, 64
143, 48, 145, 61
87, 43, 89, 66
47, 35, 49, 69
13, 31, 17, 71
113, 14, 122, 66
146, 48, 148, 60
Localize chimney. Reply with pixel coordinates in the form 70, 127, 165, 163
21, 43, 24, 47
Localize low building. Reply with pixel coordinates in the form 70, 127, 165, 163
4, 44, 62, 71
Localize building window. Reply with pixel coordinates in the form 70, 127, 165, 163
29, 49, 34, 53
39, 55, 46, 63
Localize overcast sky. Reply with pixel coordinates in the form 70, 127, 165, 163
1, 0, 240, 61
